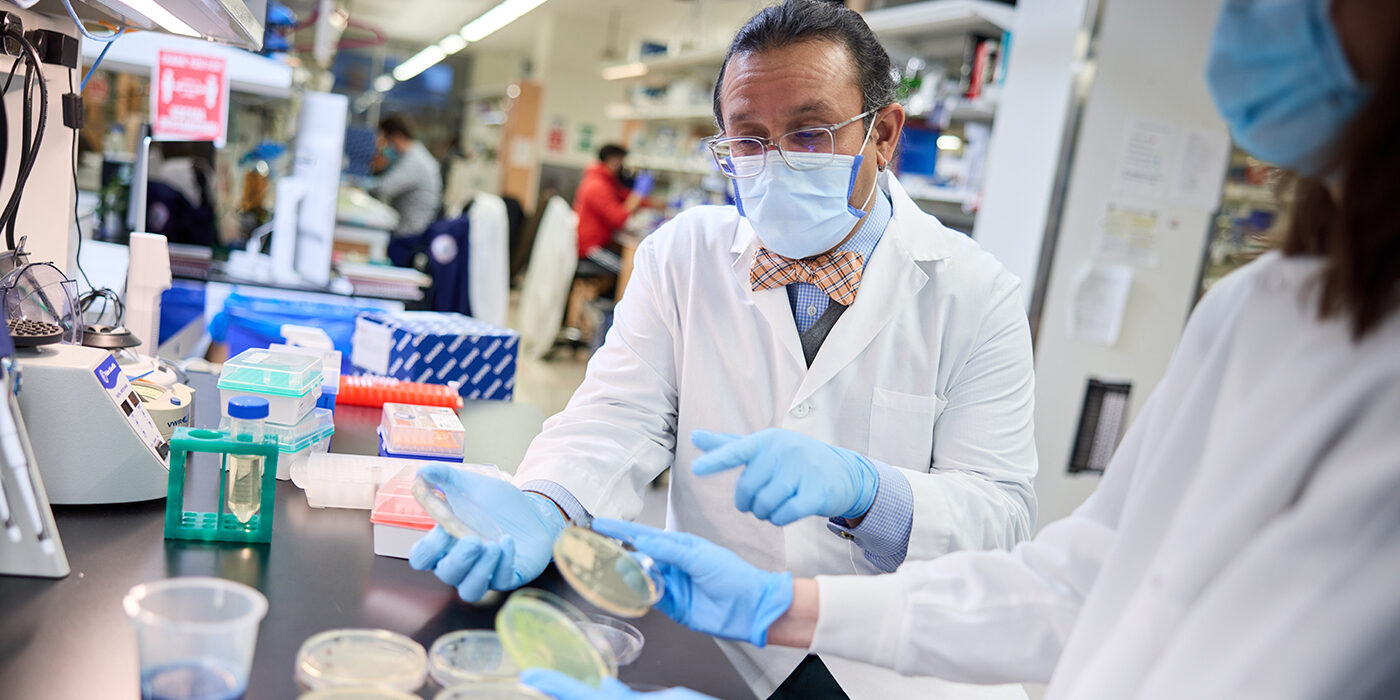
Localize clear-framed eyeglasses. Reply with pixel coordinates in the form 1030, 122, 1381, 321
704, 107, 878, 179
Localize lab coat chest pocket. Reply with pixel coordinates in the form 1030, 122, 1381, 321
869, 388, 946, 470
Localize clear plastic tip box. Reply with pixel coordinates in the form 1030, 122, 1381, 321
378, 402, 465, 461
218, 349, 323, 425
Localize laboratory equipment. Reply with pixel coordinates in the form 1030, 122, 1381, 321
123, 577, 268, 700
412, 471, 503, 543
428, 630, 519, 686
6, 319, 62, 346
223, 407, 333, 480
434, 685, 551, 700
270, 324, 341, 411
552, 526, 664, 618
126, 232, 172, 359
163, 419, 280, 544
17, 343, 170, 504
0, 258, 83, 346
134, 380, 197, 441
295, 628, 427, 692
0, 325, 69, 578
291, 453, 427, 510
580, 615, 645, 667
300, 689, 421, 700
495, 589, 617, 688
337, 375, 463, 409
217, 348, 322, 426
378, 402, 466, 461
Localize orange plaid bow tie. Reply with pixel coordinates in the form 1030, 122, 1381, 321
750, 247, 865, 307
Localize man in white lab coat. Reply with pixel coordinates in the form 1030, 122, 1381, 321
410, 2, 1035, 697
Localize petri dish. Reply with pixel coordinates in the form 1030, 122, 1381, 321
580, 614, 645, 666
495, 589, 617, 687
295, 628, 428, 691
299, 688, 421, 700
428, 630, 519, 686
552, 526, 664, 618
434, 684, 551, 700
413, 472, 504, 543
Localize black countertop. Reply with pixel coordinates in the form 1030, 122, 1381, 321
0, 382, 748, 699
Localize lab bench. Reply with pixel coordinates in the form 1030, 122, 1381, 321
0, 377, 750, 698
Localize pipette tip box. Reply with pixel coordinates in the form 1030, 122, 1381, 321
377, 403, 465, 461
217, 349, 323, 425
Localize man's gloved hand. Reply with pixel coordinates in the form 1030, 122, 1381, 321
522, 670, 717, 699
408, 465, 566, 601
690, 429, 878, 525
631, 171, 656, 197
592, 518, 793, 648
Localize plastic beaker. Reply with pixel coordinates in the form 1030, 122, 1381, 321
124, 577, 269, 700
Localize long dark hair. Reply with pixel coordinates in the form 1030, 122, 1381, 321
1282, 37, 1400, 339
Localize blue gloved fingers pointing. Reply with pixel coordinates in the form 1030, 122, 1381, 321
589, 516, 661, 544
457, 542, 504, 602
689, 429, 741, 453
767, 487, 822, 526
433, 536, 483, 586
690, 434, 762, 477
747, 474, 800, 522
491, 535, 517, 590
520, 668, 620, 699
408, 526, 453, 571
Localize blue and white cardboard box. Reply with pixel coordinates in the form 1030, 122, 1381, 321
351, 312, 518, 400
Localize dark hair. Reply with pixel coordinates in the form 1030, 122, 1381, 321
378, 114, 416, 140
597, 144, 627, 162
1281, 38, 1400, 339
712, 0, 895, 131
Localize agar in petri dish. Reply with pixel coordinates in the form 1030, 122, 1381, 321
434, 684, 552, 700
580, 614, 645, 666
552, 526, 663, 618
495, 589, 617, 687
295, 628, 428, 691
428, 630, 519, 686
412, 473, 503, 542
298, 688, 421, 700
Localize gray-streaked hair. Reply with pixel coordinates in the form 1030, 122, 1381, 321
712, 0, 896, 132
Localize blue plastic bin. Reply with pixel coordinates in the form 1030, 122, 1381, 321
159, 282, 207, 346
898, 126, 940, 177
209, 293, 384, 374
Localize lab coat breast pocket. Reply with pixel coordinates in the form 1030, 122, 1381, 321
869, 387, 946, 470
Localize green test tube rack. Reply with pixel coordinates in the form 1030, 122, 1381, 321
164, 427, 280, 543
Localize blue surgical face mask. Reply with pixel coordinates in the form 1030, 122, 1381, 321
1206, 0, 1368, 174
733, 123, 878, 260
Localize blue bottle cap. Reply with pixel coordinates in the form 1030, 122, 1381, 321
227, 396, 270, 420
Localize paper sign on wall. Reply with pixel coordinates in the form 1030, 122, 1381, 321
1094, 201, 1161, 267
151, 50, 229, 146
1169, 128, 1231, 210
1114, 117, 1177, 202
1069, 261, 1134, 346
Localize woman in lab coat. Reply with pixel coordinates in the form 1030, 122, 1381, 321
520, 0, 1400, 698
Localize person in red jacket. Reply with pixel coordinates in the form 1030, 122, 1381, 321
573, 144, 654, 274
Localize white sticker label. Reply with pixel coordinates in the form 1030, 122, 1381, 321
352, 317, 393, 375
429, 409, 462, 431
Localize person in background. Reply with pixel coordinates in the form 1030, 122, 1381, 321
519, 0, 1400, 698
409, 2, 1038, 698
371, 114, 443, 238
573, 143, 654, 276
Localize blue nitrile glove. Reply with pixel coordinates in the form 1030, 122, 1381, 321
408, 465, 566, 602
592, 518, 793, 648
522, 669, 717, 700
631, 171, 655, 197
690, 429, 878, 525
523, 669, 716, 697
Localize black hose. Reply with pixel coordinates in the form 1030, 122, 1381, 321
0, 31, 48, 251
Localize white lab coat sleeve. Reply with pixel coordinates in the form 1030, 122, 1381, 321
808, 268, 1258, 684
904, 270, 1038, 562
1137, 384, 1400, 700
512, 236, 680, 519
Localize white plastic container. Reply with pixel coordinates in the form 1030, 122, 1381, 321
218, 349, 323, 425
291, 454, 433, 510
224, 408, 334, 480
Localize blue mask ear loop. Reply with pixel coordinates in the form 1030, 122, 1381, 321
846, 115, 880, 219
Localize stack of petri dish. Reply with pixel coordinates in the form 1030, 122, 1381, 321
295, 628, 428, 694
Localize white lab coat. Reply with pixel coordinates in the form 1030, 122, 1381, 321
517, 196, 578, 359
515, 173, 1036, 699
468, 192, 511, 328
812, 252, 1400, 699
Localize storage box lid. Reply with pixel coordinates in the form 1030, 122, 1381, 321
378, 403, 465, 458
361, 311, 517, 336
224, 407, 334, 453
217, 349, 322, 397
268, 343, 342, 390
370, 464, 436, 530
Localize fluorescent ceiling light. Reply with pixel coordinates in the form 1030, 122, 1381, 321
936, 134, 963, 151
121, 0, 200, 37
459, 0, 550, 42
602, 62, 648, 81
392, 45, 446, 81
439, 34, 469, 54
373, 74, 396, 92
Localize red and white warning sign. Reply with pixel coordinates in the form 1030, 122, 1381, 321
150, 49, 229, 145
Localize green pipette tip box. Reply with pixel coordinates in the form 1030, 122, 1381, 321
164, 427, 281, 543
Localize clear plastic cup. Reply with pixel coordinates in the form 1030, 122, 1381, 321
123, 577, 269, 700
